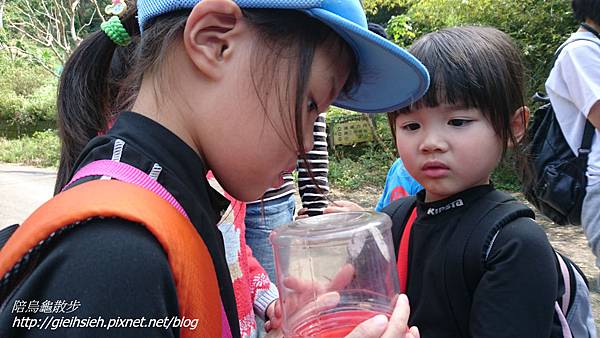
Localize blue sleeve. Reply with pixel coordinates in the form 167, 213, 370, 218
376, 159, 422, 211
407, 177, 424, 196
375, 159, 401, 212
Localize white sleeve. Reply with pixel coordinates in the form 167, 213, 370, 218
555, 41, 600, 117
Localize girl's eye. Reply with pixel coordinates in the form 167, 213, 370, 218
448, 119, 472, 127
403, 123, 420, 131
308, 100, 319, 113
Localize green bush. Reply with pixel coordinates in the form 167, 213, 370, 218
387, 0, 578, 93
0, 54, 57, 126
0, 130, 60, 167
363, 0, 413, 25
23, 83, 57, 121
327, 107, 396, 190
329, 143, 395, 190
0, 95, 27, 121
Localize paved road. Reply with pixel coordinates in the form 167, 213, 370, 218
0, 163, 56, 228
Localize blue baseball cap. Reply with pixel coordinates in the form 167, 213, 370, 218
137, 0, 430, 113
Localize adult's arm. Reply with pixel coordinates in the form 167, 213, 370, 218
298, 113, 329, 216
557, 42, 600, 128
588, 100, 600, 130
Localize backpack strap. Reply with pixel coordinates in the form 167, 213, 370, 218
65, 159, 189, 219
397, 209, 417, 294
0, 225, 18, 251
66, 160, 237, 337
565, 24, 599, 163
552, 31, 600, 158
0, 180, 223, 338
382, 196, 418, 254
381, 197, 417, 294
444, 190, 535, 338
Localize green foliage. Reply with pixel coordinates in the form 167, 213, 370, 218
386, 14, 416, 47
0, 54, 57, 125
363, 0, 413, 25
329, 143, 395, 190
492, 152, 522, 192
326, 107, 394, 142
5, 0, 103, 67
387, 0, 578, 94
327, 107, 396, 190
0, 130, 60, 167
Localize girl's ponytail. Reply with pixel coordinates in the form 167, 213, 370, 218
54, 9, 139, 194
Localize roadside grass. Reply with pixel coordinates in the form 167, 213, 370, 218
0, 130, 59, 168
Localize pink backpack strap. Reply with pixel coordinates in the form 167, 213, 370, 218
554, 302, 573, 338
556, 253, 571, 314
65, 159, 188, 219
66, 159, 233, 338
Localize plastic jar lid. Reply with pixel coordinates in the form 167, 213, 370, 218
270, 211, 392, 247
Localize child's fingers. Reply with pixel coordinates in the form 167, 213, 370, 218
327, 263, 355, 291
345, 314, 388, 338
275, 300, 282, 318
283, 276, 318, 292
381, 294, 410, 338
331, 200, 358, 207
408, 326, 420, 338
296, 208, 309, 219
323, 200, 364, 213
264, 328, 284, 338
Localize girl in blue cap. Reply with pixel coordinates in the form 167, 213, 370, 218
0, 0, 428, 337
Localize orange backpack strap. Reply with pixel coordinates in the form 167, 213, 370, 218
0, 180, 221, 338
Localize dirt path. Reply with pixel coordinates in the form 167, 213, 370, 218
330, 186, 600, 330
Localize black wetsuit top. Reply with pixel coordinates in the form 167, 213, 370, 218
0, 112, 240, 337
405, 185, 559, 337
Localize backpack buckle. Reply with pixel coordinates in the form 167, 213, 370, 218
578, 148, 591, 155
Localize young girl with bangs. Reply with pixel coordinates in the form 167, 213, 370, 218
0, 0, 430, 337
386, 26, 561, 337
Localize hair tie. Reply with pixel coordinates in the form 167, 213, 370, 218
101, 0, 131, 46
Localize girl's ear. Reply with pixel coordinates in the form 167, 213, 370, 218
509, 106, 530, 146
183, 0, 244, 81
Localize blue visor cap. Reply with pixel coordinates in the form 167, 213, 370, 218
137, 0, 430, 113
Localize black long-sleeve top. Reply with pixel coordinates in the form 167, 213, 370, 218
0, 112, 240, 337
405, 185, 560, 337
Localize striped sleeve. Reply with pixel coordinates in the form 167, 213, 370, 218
297, 113, 329, 216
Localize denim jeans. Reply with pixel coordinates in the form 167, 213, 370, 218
245, 193, 296, 282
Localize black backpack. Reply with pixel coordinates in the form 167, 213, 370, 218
383, 190, 595, 338
522, 24, 599, 225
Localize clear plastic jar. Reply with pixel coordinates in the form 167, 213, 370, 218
270, 211, 400, 337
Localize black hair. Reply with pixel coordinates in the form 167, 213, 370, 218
572, 0, 600, 24
54, 7, 359, 193
367, 22, 388, 39
387, 26, 526, 156
55, 7, 140, 194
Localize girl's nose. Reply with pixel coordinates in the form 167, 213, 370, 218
419, 132, 448, 153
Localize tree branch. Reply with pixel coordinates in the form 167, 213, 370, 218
8, 46, 61, 78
